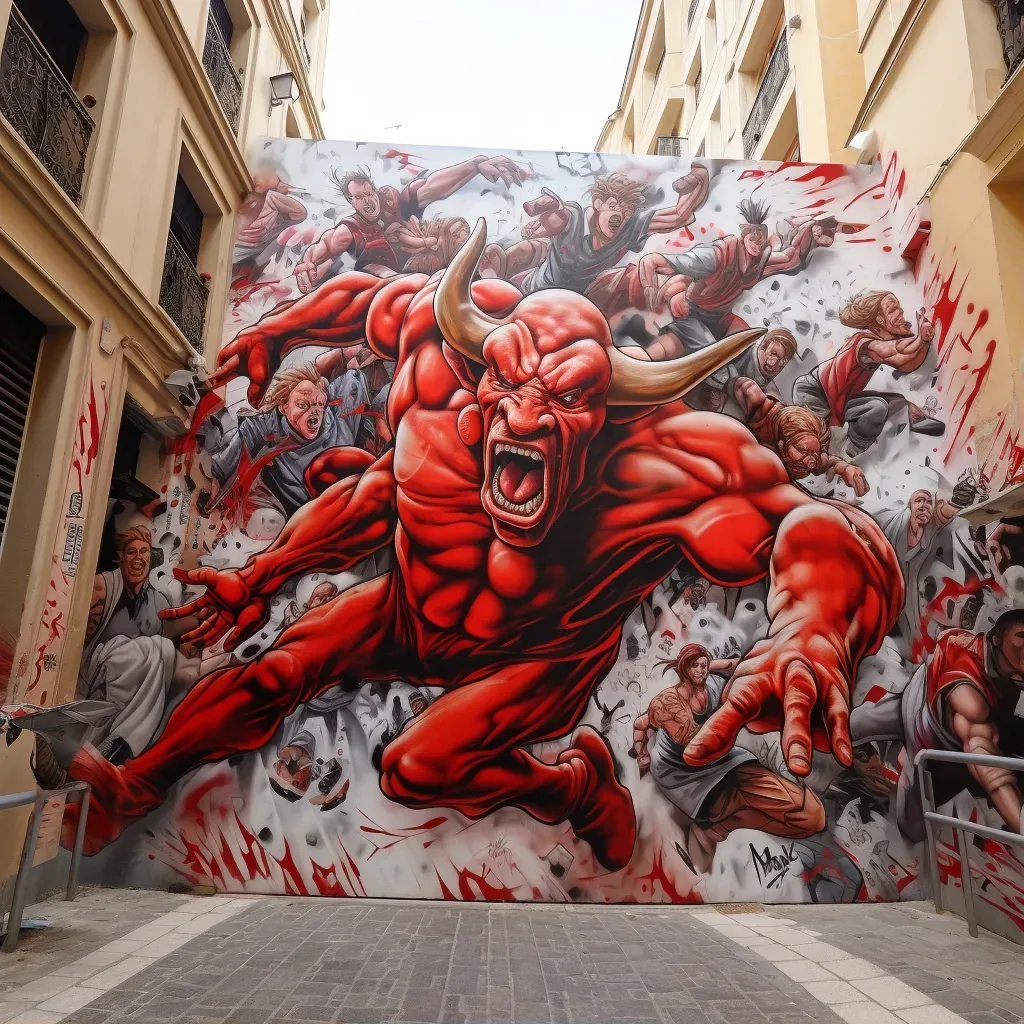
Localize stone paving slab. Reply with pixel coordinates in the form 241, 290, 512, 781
784, 901, 1024, 1024
62, 900, 835, 1024
0, 893, 1021, 1024
0, 888, 201, 994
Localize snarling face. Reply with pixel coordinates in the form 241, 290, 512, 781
347, 181, 382, 221
878, 294, 913, 337
435, 220, 768, 546
909, 489, 934, 527
997, 623, 1024, 678
685, 656, 710, 687
779, 431, 825, 477
742, 227, 770, 258
119, 539, 151, 589
592, 196, 635, 240
281, 380, 327, 440
477, 294, 612, 546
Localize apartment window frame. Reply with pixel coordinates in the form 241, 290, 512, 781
201, 0, 254, 136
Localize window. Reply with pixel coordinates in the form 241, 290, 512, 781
170, 175, 204, 267
16, 0, 86, 82
202, 0, 243, 132
209, 0, 234, 48
160, 172, 209, 350
0, 287, 44, 552
0, 0, 95, 203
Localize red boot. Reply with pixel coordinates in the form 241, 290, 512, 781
557, 726, 636, 872
62, 746, 165, 855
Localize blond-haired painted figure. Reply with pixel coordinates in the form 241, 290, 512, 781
210, 357, 373, 518
497, 166, 711, 299
791, 289, 940, 458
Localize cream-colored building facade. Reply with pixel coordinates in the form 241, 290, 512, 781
598, 0, 1024, 499
0, 0, 330, 890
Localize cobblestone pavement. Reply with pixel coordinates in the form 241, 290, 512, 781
0, 890, 1022, 1023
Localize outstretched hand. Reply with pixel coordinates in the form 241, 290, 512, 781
206, 333, 273, 406
684, 623, 855, 777
159, 566, 268, 651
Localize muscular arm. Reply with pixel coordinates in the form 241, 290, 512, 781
632, 710, 653, 774
295, 223, 355, 293
615, 413, 903, 774
163, 453, 397, 649
764, 221, 817, 275
822, 455, 869, 496
208, 271, 395, 403
521, 190, 570, 239
647, 166, 711, 234
947, 682, 1024, 832
262, 189, 307, 223
861, 332, 930, 373
407, 154, 527, 208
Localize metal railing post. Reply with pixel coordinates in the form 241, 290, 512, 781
918, 763, 943, 915
0, 782, 91, 952
66, 788, 89, 902
2, 793, 44, 954
956, 826, 979, 938
914, 749, 1024, 940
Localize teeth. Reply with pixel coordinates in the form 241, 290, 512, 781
494, 442, 543, 462
490, 472, 544, 516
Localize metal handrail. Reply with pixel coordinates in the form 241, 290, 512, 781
688, 0, 701, 25
916, 748, 1024, 938
1, 782, 90, 953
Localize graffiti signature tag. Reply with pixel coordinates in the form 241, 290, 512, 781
750, 842, 799, 890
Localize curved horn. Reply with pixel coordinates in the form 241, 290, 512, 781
606, 328, 767, 406
433, 218, 504, 365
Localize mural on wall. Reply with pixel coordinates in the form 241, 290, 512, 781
7, 142, 1024, 913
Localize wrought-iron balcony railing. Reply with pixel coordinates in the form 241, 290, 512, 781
0, 5, 94, 205
160, 232, 208, 352
990, 0, 1024, 80
657, 136, 688, 157
742, 31, 790, 159
202, 7, 242, 133
688, 0, 701, 25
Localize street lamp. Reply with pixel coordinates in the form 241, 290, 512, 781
269, 72, 299, 114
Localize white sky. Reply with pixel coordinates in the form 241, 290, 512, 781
320, 0, 642, 154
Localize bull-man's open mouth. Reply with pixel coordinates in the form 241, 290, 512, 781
490, 442, 547, 517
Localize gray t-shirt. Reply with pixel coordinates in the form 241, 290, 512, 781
212, 369, 370, 517
524, 202, 658, 293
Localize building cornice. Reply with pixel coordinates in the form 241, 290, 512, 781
145, 0, 254, 195
0, 121, 197, 371
847, 0, 930, 142
265, 0, 326, 139
596, 0, 652, 149
962, 59, 1024, 163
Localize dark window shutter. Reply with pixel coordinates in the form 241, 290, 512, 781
15, 0, 86, 82
209, 0, 234, 47
170, 175, 204, 267
0, 288, 44, 551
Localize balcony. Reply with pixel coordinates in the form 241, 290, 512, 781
742, 31, 790, 159
657, 136, 689, 157
688, 0, 701, 25
991, 0, 1024, 80
201, 7, 242, 133
159, 232, 208, 352
0, 5, 94, 205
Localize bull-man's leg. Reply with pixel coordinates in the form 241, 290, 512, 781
66, 573, 403, 854
380, 656, 636, 871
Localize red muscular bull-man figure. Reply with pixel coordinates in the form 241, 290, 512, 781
65, 223, 902, 871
